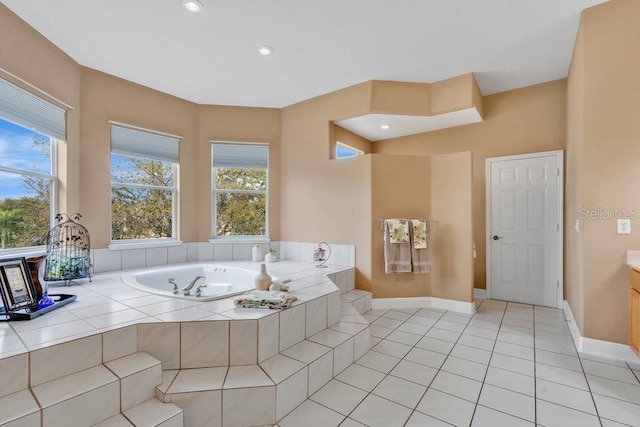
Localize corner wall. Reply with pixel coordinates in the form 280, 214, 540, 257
566, 0, 640, 344
430, 151, 474, 303
373, 80, 567, 291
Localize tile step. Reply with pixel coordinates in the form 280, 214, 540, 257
122, 398, 183, 427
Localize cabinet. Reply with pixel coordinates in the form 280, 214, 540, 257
629, 269, 640, 356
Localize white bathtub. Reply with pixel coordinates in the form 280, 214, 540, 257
121, 263, 271, 301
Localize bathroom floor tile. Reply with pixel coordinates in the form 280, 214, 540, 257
389, 359, 438, 387
310, 380, 367, 416
535, 399, 601, 427
278, 400, 344, 427
335, 364, 385, 392
536, 379, 597, 415
471, 405, 534, 427
371, 375, 426, 408
416, 388, 475, 427
356, 350, 400, 374
478, 383, 535, 422
484, 366, 535, 396
430, 370, 482, 403
349, 394, 412, 427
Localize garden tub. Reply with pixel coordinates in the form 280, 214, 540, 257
121, 263, 271, 301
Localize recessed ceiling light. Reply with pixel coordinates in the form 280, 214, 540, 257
381, 124, 392, 130
257, 46, 274, 56
181, 0, 204, 13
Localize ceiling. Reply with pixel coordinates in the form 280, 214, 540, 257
1, 0, 606, 110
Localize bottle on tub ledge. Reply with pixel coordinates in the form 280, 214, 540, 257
252, 245, 262, 262
265, 246, 277, 263
255, 264, 272, 291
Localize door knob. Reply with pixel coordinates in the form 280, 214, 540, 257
492, 235, 503, 240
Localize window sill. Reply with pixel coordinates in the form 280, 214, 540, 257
208, 237, 271, 245
0, 247, 47, 259
108, 240, 183, 251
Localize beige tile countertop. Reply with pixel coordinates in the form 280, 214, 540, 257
0, 260, 351, 359
627, 250, 640, 271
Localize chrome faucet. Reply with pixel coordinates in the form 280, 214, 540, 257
168, 278, 179, 294
183, 275, 205, 296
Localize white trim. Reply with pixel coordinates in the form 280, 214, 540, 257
564, 300, 640, 363
108, 240, 183, 251
208, 237, 271, 245
474, 288, 487, 299
485, 150, 564, 309
372, 296, 475, 315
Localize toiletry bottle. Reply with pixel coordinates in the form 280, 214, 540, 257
252, 245, 261, 262
255, 264, 271, 291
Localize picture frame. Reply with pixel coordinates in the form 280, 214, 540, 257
0, 258, 37, 311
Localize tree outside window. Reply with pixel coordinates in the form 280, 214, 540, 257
0, 118, 55, 250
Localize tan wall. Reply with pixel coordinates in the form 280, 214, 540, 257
80, 72, 282, 247
370, 154, 431, 297
280, 82, 373, 286
198, 106, 281, 242
0, 3, 82, 214
373, 80, 567, 290
566, 20, 586, 334
430, 151, 474, 302
79, 69, 199, 247
566, 0, 640, 344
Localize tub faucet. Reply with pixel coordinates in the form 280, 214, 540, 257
183, 275, 206, 296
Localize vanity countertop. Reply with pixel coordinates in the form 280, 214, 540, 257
626, 250, 640, 271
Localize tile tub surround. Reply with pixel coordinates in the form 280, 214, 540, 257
0, 260, 355, 359
93, 241, 356, 273
0, 261, 367, 427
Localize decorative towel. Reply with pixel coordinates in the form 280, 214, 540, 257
385, 219, 409, 244
384, 219, 412, 273
410, 219, 432, 273
234, 290, 297, 309
411, 219, 428, 249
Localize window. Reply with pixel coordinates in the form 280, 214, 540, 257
212, 143, 268, 238
336, 142, 363, 159
0, 77, 65, 251
0, 118, 56, 250
110, 124, 180, 242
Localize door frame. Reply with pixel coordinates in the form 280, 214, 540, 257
485, 150, 564, 308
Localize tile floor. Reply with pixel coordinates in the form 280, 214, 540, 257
278, 299, 640, 427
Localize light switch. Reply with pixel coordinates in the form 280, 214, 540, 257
617, 218, 631, 234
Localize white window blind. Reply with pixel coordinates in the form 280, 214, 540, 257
212, 143, 268, 169
0, 77, 66, 141
111, 125, 180, 163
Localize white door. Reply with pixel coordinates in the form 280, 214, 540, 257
486, 151, 563, 308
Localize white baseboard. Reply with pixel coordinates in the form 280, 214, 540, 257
372, 296, 475, 315
474, 288, 486, 299
564, 300, 639, 363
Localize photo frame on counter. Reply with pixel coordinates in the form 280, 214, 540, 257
0, 257, 37, 311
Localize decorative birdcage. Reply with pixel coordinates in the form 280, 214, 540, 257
44, 213, 91, 284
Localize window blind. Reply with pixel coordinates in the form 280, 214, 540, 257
111, 125, 180, 163
0, 77, 66, 140
212, 143, 268, 169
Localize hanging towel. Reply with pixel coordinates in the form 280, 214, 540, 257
385, 218, 410, 244
233, 290, 297, 309
384, 219, 412, 273
410, 219, 432, 273
412, 219, 428, 249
